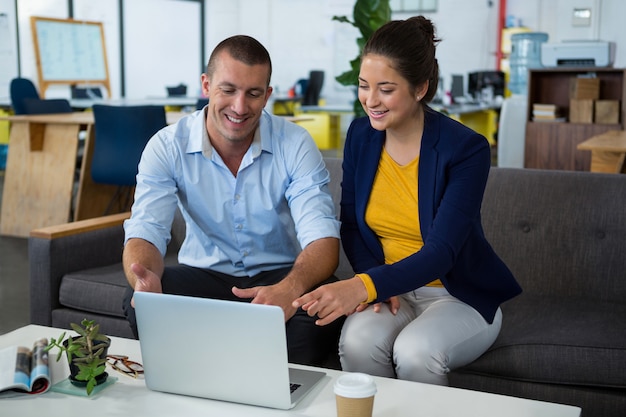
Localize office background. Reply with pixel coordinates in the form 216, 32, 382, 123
0, 0, 625, 105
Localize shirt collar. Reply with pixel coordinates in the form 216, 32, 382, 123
200, 109, 269, 160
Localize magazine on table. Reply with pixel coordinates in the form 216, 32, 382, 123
0, 338, 51, 395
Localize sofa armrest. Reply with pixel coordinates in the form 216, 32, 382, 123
29, 212, 130, 326
30, 212, 130, 239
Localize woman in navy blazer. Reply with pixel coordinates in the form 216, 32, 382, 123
294, 16, 521, 384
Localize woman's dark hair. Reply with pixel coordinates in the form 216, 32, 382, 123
362, 16, 440, 102
207, 35, 272, 86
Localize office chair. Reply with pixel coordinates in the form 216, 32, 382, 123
71, 85, 103, 99
91, 105, 167, 214
166, 84, 187, 97
302, 70, 324, 106
9, 78, 40, 114
21, 98, 73, 114
196, 98, 209, 110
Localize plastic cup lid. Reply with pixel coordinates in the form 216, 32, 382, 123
333, 372, 377, 398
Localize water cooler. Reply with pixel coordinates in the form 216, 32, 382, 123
509, 32, 549, 95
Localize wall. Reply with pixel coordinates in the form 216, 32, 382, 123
2, 0, 625, 103
0, 0, 19, 99
507, 0, 623, 67
205, 0, 501, 105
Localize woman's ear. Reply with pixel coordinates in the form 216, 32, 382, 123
416, 81, 429, 101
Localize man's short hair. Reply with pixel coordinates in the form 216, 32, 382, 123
206, 35, 272, 86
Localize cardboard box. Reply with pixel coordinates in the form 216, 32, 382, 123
569, 99, 594, 123
570, 78, 600, 100
594, 100, 620, 124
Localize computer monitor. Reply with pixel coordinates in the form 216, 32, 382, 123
303, 70, 324, 106
450, 74, 465, 102
468, 71, 505, 100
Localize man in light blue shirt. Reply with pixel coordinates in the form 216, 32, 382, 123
122, 35, 342, 366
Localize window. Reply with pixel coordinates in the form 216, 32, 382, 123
390, 0, 438, 13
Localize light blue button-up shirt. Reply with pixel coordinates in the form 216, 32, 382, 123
124, 109, 340, 277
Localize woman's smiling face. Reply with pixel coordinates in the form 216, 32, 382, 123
357, 54, 422, 133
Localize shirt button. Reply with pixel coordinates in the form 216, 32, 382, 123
236, 224, 243, 230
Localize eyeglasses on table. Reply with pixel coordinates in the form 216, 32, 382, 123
106, 354, 144, 378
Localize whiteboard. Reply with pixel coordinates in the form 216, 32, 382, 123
30, 16, 110, 96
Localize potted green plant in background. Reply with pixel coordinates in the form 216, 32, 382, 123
45, 318, 111, 395
333, 0, 391, 117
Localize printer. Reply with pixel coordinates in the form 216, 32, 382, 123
541, 40, 615, 67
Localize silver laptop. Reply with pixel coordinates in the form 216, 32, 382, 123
133, 291, 326, 409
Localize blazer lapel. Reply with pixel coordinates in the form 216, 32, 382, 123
355, 128, 385, 261
417, 109, 441, 238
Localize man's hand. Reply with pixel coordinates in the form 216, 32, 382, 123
232, 280, 299, 321
129, 263, 163, 307
292, 277, 369, 326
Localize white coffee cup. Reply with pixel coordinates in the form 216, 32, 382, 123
333, 372, 377, 417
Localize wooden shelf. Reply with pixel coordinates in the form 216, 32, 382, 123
524, 67, 626, 171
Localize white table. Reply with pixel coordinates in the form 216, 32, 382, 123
0, 325, 581, 417
69, 96, 202, 110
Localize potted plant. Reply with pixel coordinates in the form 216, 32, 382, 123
332, 0, 391, 117
45, 318, 111, 395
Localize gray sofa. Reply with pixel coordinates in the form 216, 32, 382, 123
29, 157, 625, 416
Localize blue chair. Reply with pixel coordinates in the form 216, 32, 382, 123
91, 104, 167, 213
196, 98, 208, 110
166, 83, 187, 97
9, 78, 40, 114
21, 98, 72, 114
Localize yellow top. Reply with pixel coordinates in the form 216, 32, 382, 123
359, 148, 442, 303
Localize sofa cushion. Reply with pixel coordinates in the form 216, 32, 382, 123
59, 253, 180, 318
59, 263, 128, 318
458, 293, 626, 389
51, 308, 135, 339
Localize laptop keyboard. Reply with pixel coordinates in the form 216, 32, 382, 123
290, 383, 301, 394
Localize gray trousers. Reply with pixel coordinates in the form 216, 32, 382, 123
339, 286, 502, 385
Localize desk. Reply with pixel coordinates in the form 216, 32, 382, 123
69, 96, 202, 110
577, 130, 626, 173
432, 103, 501, 146
272, 96, 302, 115
0, 112, 314, 237
0, 325, 581, 417
0, 97, 11, 109
296, 104, 354, 152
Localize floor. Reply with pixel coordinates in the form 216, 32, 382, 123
0, 170, 31, 335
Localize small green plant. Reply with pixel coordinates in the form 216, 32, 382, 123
45, 318, 111, 395
333, 0, 391, 117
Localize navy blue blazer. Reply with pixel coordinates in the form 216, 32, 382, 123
340, 108, 521, 323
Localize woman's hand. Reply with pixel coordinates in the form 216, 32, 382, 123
356, 296, 400, 315
292, 277, 368, 326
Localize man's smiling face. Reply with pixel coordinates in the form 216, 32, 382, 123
202, 50, 272, 147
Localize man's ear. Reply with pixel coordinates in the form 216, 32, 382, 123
201, 73, 210, 96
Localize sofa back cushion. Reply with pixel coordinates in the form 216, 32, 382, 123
324, 157, 354, 279
481, 167, 626, 302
